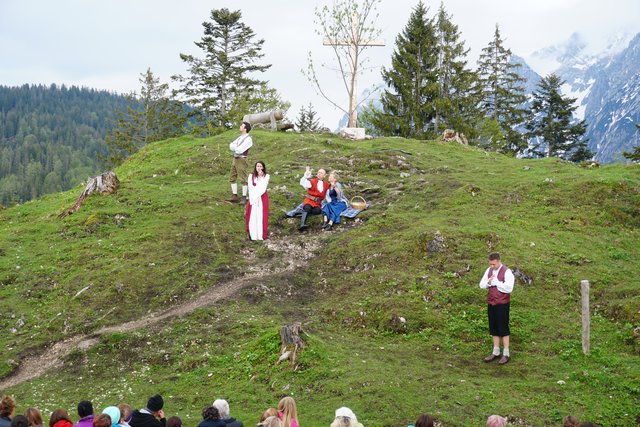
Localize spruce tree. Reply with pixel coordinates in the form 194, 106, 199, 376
433, 2, 479, 137
105, 69, 186, 166
173, 8, 274, 130
371, 1, 438, 138
296, 103, 322, 132
527, 73, 591, 161
476, 25, 529, 154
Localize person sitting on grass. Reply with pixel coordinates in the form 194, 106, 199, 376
298, 166, 328, 231
276, 398, 298, 427
0, 396, 16, 427
196, 407, 224, 427
49, 410, 73, 427
321, 171, 349, 231
24, 408, 43, 427
211, 400, 242, 427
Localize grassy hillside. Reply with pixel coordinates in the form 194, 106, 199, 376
0, 130, 638, 426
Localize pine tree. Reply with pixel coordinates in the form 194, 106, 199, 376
105, 69, 186, 166
370, 1, 438, 138
527, 73, 591, 161
476, 25, 529, 154
173, 8, 273, 130
296, 103, 322, 132
432, 2, 479, 137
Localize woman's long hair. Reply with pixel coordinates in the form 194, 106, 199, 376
277, 397, 297, 427
253, 161, 267, 177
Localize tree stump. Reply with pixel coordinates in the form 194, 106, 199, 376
442, 129, 469, 145
277, 322, 306, 367
59, 171, 119, 218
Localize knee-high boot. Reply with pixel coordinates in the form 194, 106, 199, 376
299, 211, 309, 230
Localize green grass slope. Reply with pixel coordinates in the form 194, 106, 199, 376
0, 131, 638, 426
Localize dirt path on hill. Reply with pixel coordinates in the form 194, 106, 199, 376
0, 225, 337, 390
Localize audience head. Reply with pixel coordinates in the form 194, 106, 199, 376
77, 402, 93, 419
486, 415, 507, 427
277, 397, 298, 427
258, 417, 282, 427
331, 408, 361, 427
317, 169, 326, 180
563, 415, 580, 427
201, 406, 220, 421
101, 407, 120, 427
259, 408, 278, 422
49, 410, 72, 427
166, 417, 182, 427
241, 122, 252, 133
24, 408, 43, 427
146, 395, 164, 413
414, 413, 435, 427
92, 414, 111, 427
212, 400, 230, 419
116, 404, 132, 424
10, 415, 28, 427
0, 396, 16, 418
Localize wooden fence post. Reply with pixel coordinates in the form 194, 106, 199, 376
581, 280, 590, 354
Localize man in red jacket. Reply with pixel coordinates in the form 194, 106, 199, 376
298, 166, 327, 230
479, 252, 515, 365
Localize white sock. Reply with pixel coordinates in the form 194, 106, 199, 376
493, 347, 500, 356
503, 348, 510, 357
242, 185, 248, 197
231, 183, 238, 195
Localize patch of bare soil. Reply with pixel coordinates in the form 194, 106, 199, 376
0, 220, 355, 390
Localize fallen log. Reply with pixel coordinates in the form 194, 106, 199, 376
242, 110, 288, 131
59, 171, 119, 218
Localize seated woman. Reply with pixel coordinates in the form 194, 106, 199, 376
321, 171, 349, 231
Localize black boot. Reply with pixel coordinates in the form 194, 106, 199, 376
299, 212, 309, 231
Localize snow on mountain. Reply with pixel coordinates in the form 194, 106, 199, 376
522, 31, 639, 163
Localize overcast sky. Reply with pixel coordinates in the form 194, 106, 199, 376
1, 0, 639, 128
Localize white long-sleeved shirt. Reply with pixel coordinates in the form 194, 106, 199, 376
479, 264, 515, 294
247, 173, 269, 206
229, 134, 253, 156
299, 170, 324, 192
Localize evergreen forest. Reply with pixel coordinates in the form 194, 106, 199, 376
0, 84, 136, 206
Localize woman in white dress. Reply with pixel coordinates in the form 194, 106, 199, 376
245, 161, 270, 240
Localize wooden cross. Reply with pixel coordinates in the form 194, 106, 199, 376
323, 13, 384, 128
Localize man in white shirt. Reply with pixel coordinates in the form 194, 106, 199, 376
228, 121, 253, 203
479, 252, 515, 365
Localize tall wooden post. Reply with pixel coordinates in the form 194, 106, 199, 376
323, 13, 384, 128
581, 280, 590, 354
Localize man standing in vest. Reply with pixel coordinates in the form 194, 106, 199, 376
228, 121, 253, 204
298, 166, 328, 230
479, 252, 515, 365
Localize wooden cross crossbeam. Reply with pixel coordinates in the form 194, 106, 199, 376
321, 14, 385, 128
322, 37, 385, 47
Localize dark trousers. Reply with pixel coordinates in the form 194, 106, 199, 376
302, 204, 322, 215
488, 303, 510, 337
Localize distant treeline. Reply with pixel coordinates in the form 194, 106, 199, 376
0, 84, 137, 206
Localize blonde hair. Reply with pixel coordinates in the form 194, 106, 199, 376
277, 397, 298, 427
329, 171, 339, 180
117, 404, 132, 423
259, 408, 278, 423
